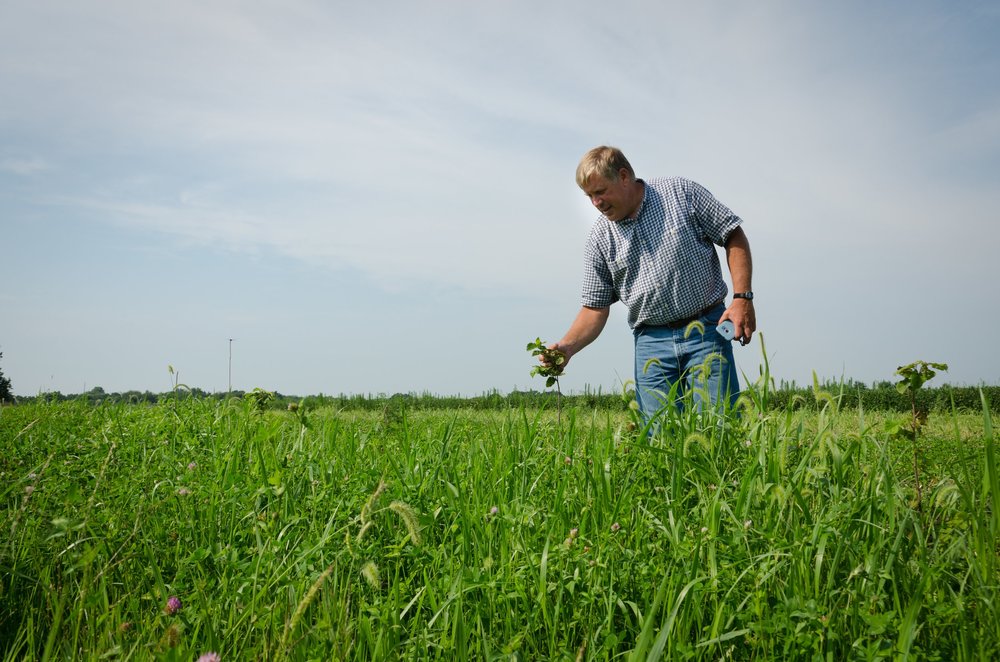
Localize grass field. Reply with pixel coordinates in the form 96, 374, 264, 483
2, 385, 998, 660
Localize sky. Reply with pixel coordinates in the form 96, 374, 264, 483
2, 1, 999, 398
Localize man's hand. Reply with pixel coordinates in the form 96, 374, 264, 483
543, 343, 571, 371
527, 339, 568, 387
720, 298, 756, 346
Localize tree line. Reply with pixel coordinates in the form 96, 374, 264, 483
8, 381, 999, 414
0, 353, 13, 404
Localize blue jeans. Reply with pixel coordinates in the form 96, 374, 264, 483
633, 302, 740, 422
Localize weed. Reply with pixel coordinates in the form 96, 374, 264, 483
888, 360, 948, 510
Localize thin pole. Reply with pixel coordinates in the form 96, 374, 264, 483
228, 338, 233, 394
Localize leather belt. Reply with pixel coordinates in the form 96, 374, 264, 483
660, 301, 723, 330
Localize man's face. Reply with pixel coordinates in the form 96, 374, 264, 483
582, 169, 635, 222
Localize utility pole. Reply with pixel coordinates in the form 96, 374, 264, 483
228, 338, 233, 394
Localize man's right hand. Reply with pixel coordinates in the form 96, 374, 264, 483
542, 344, 571, 372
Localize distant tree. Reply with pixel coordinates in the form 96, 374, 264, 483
0, 352, 12, 402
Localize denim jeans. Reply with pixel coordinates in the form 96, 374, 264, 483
633, 302, 740, 422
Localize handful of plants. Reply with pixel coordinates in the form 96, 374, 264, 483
526, 338, 566, 388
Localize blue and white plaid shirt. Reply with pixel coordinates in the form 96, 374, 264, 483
581, 177, 742, 329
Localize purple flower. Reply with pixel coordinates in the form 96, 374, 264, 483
177, 487, 191, 497
610, 522, 621, 533
197, 653, 221, 662
165, 595, 182, 615
187, 462, 197, 471
490, 506, 499, 515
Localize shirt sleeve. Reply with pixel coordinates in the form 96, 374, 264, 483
581, 230, 617, 308
686, 179, 743, 245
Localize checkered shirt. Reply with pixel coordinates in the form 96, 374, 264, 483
581, 177, 742, 329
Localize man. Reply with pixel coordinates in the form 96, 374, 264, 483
547, 146, 755, 421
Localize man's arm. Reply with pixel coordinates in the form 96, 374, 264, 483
721, 226, 756, 345
547, 306, 610, 368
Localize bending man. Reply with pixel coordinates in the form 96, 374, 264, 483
548, 146, 756, 421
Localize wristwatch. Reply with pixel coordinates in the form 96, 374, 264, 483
733, 291, 754, 301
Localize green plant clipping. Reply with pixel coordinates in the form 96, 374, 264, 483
245, 387, 275, 414
895, 361, 948, 395
526, 338, 566, 388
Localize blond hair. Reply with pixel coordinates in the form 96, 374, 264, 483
575, 146, 635, 189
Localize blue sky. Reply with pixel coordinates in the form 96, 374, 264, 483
2, 1, 998, 397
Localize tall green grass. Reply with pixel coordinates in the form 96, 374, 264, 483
1, 382, 997, 659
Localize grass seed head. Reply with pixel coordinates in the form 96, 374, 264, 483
361, 561, 381, 589
281, 564, 335, 654
161, 623, 182, 649
389, 500, 421, 546
361, 479, 388, 524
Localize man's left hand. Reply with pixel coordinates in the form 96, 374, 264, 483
721, 299, 756, 346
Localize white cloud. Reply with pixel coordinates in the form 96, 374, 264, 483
1, 156, 48, 175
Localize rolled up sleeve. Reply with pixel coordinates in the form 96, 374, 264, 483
581, 234, 616, 308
